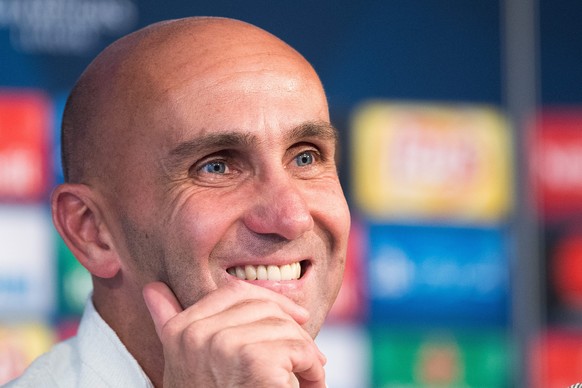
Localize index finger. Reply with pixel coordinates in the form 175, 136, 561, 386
180, 281, 310, 325
143, 281, 183, 339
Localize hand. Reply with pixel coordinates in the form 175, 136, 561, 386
142, 281, 326, 388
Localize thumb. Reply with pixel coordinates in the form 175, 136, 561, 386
143, 281, 183, 339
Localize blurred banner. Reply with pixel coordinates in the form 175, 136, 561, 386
0, 91, 52, 202
371, 328, 510, 387
0, 323, 55, 383
367, 224, 509, 325
351, 102, 513, 224
0, 206, 55, 319
531, 330, 582, 388
532, 109, 582, 221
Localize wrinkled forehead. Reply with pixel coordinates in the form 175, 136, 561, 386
146, 69, 329, 162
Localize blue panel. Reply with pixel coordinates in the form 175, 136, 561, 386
367, 223, 510, 325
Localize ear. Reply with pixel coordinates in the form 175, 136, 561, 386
51, 183, 121, 279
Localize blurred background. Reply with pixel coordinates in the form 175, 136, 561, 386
1, 0, 581, 386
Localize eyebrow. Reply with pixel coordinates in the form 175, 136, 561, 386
168, 131, 256, 160
165, 120, 338, 166
284, 121, 339, 145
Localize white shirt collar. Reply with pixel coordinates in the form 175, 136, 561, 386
77, 298, 154, 387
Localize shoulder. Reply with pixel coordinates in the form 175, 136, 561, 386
5, 298, 153, 388
4, 339, 77, 387
5, 333, 119, 388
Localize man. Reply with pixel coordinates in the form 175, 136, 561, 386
8, 16, 350, 388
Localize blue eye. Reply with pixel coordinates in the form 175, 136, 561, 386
202, 161, 227, 174
295, 152, 314, 167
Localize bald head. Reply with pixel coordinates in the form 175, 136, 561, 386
61, 17, 324, 185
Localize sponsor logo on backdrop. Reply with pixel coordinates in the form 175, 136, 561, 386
0, 206, 55, 318
351, 102, 513, 223
0, 0, 137, 54
367, 224, 509, 324
0, 91, 51, 201
532, 110, 582, 219
371, 329, 508, 387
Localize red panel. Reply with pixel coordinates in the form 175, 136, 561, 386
553, 232, 582, 309
532, 109, 582, 219
0, 91, 52, 202
531, 330, 582, 388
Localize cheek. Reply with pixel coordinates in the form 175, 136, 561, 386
306, 182, 350, 305
167, 194, 243, 258
160, 201, 241, 308
309, 182, 351, 246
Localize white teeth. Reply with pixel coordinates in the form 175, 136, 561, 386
244, 265, 257, 280
267, 265, 281, 281
280, 264, 293, 281
228, 262, 303, 281
235, 266, 246, 280
257, 265, 268, 280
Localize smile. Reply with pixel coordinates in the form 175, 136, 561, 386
226, 261, 304, 281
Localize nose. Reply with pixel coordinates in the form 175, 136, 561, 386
243, 175, 314, 240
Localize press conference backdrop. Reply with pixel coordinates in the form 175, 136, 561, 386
2, 1, 582, 387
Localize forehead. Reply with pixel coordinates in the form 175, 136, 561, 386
146, 65, 329, 149
111, 24, 331, 164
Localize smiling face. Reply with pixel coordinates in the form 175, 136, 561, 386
88, 18, 350, 336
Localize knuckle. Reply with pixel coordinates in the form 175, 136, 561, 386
237, 342, 261, 367
180, 322, 206, 350
287, 338, 316, 358
236, 299, 287, 320
207, 327, 239, 362
159, 317, 180, 343
236, 298, 260, 310
257, 299, 288, 318
261, 315, 291, 329
208, 327, 231, 352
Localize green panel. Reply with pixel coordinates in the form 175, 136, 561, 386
371, 327, 511, 388
56, 233, 92, 317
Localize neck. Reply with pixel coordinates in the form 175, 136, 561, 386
92, 276, 165, 387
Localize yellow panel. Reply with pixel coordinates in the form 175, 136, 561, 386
351, 102, 513, 223
0, 323, 55, 383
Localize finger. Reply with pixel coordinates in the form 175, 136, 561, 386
317, 349, 327, 366
233, 339, 325, 387
202, 315, 317, 357
142, 281, 183, 339
297, 375, 327, 388
283, 339, 327, 388
295, 362, 326, 388
182, 281, 310, 324
280, 339, 326, 388
198, 299, 316, 346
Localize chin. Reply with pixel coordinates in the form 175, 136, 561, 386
305, 304, 332, 338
